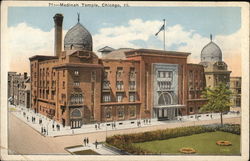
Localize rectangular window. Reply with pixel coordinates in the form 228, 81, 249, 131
116, 67, 123, 79
103, 81, 110, 89
129, 81, 136, 90
63, 70, 65, 77
91, 71, 96, 81
129, 93, 136, 102
129, 67, 136, 80
74, 70, 79, 76
63, 81, 65, 89
189, 107, 193, 112
103, 94, 111, 102
116, 81, 124, 90
116, 93, 123, 102
74, 81, 80, 86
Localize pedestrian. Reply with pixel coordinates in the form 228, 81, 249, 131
41, 127, 43, 133
27, 116, 29, 122
44, 129, 46, 135
52, 124, 54, 131
34, 117, 36, 123
114, 123, 116, 129
86, 137, 89, 146
84, 138, 86, 146
144, 119, 145, 124
95, 140, 98, 149
95, 124, 97, 130
98, 123, 100, 129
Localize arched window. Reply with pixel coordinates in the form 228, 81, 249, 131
70, 94, 74, 104
75, 94, 78, 104
71, 109, 82, 117
79, 94, 83, 103
158, 92, 172, 105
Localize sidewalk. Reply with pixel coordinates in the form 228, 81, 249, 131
66, 143, 119, 155
8, 103, 241, 137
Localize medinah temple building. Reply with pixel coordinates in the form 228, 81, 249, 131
28, 13, 233, 129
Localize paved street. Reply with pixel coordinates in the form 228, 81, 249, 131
8, 109, 241, 155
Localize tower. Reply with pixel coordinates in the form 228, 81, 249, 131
53, 13, 63, 57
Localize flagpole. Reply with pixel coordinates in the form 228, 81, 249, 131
163, 19, 165, 51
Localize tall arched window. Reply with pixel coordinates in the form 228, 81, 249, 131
75, 94, 78, 104
158, 92, 172, 105
79, 94, 83, 103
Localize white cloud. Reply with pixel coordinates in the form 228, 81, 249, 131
7, 23, 67, 73
7, 19, 241, 76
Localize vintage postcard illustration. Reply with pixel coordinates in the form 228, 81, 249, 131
1, 1, 249, 161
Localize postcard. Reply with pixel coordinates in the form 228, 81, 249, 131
1, 1, 249, 161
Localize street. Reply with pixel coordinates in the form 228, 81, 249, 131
8, 110, 241, 155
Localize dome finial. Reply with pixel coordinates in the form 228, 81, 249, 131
210, 34, 212, 41
77, 12, 80, 23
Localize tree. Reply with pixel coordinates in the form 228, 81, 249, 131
200, 83, 232, 126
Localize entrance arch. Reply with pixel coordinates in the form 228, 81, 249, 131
158, 92, 172, 105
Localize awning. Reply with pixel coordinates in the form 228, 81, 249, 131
154, 104, 185, 108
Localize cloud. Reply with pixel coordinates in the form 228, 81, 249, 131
7, 19, 241, 76
7, 23, 67, 73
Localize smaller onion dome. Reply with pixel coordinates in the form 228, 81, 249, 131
201, 34, 222, 63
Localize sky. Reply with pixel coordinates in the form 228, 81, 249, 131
7, 6, 242, 76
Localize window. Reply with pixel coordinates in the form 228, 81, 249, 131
74, 70, 79, 76
189, 107, 193, 113
116, 93, 123, 102
129, 81, 136, 90
103, 94, 111, 102
74, 81, 80, 86
129, 68, 136, 79
63, 81, 65, 89
63, 70, 65, 77
129, 106, 136, 117
79, 94, 83, 103
116, 81, 124, 90
105, 107, 112, 118
129, 93, 136, 102
103, 81, 110, 89
117, 107, 124, 118
116, 67, 123, 78
91, 71, 96, 81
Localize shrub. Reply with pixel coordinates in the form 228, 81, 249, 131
106, 124, 240, 155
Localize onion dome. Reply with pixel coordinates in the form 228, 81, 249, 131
64, 14, 92, 51
201, 34, 222, 62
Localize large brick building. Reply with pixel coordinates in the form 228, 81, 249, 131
29, 14, 206, 128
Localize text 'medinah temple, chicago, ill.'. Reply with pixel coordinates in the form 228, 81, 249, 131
29, 14, 231, 128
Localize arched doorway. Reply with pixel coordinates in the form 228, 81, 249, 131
70, 109, 82, 129
158, 92, 172, 105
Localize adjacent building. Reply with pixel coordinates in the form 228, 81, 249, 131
230, 77, 241, 112
8, 72, 30, 108
199, 35, 231, 88
29, 13, 206, 128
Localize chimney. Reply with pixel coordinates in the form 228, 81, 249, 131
53, 13, 63, 57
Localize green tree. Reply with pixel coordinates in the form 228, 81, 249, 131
200, 83, 232, 126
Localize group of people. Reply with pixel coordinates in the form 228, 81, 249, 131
83, 137, 89, 147
31, 116, 36, 123
82, 137, 99, 149
94, 123, 101, 130
143, 119, 151, 124
41, 126, 47, 135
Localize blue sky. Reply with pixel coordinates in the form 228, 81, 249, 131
8, 7, 241, 37
7, 6, 242, 76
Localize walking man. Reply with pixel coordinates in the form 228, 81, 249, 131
95, 140, 98, 149
84, 138, 86, 147
86, 137, 89, 146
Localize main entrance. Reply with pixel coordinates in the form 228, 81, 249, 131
70, 119, 82, 129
